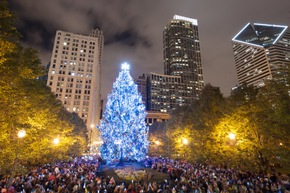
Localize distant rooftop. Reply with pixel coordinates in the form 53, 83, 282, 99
173, 15, 198, 25
232, 23, 288, 47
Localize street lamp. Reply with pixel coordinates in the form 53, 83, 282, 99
153, 140, 161, 157
182, 138, 189, 160
17, 129, 26, 138
228, 133, 236, 140
182, 138, 189, 145
53, 138, 60, 145
8, 129, 27, 188
52, 138, 60, 166
155, 140, 161, 146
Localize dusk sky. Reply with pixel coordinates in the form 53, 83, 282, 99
8, 0, 290, 98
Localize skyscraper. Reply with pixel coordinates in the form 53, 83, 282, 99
136, 15, 204, 116
163, 15, 204, 102
232, 23, 290, 87
47, 29, 103, 142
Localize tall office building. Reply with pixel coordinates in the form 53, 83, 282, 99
163, 15, 204, 102
47, 29, 103, 142
232, 23, 290, 87
135, 15, 204, 115
134, 15, 204, 124
143, 15, 204, 112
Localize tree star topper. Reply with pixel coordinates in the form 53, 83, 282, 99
121, 62, 130, 71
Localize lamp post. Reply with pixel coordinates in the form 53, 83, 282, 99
182, 138, 189, 160
89, 124, 94, 155
154, 140, 161, 157
8, 130, 27, 188
52, 138, 60, 166
228, 133, 236, 147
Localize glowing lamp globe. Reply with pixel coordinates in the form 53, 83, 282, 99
53, 138, 60, 145
228, 133, 236, 140
17, 130, 26, 138
182, 138, 189, 145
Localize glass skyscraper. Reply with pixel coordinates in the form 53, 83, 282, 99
136, 15, 204, 115
232, 23, 290, 87
163, 15, 204, 99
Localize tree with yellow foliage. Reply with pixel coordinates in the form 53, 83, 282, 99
0, 1, 87, 176
209, 79, 290, 173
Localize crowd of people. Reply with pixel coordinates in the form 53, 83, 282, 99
146, 157, 290, 193
0, 156, 289, 193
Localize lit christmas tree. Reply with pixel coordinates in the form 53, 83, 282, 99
98, 63, 149, 162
